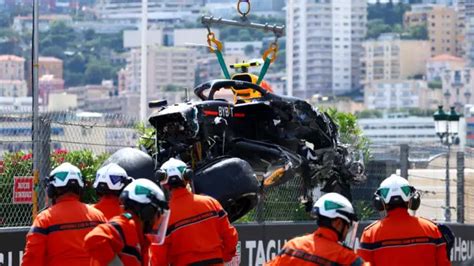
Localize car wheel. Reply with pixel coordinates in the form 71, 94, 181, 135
194, 157, 259, 222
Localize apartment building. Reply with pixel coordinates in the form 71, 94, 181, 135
286, 0, 367, 98
361, 33, 430, 84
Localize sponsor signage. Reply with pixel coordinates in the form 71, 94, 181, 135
1, 223, 473, 265
13, 177, 34, 204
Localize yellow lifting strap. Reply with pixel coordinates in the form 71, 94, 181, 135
207, 31, 231, 79
257, 42, 278, 85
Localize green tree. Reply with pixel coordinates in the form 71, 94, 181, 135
64, 71, 84, 87
84, 63, 113, 84
367, 19, 394, 39
0, 12, 12, 27
368, 2, 411, 26
0, 28, 22, 55
41, 45, 64, 59
401, 25, 428, 40
66, 54, 87, 73
84, 29, 96, 41
326, 108, 371, 162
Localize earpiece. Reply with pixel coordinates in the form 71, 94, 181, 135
47, 184, 56, 199
140, 204, 157, 222
408, 190, 421, 211
154, 169, 167, 184
182, 168, 194, 181
372, 193, 386, 212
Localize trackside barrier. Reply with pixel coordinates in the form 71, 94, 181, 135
1, 222, 473, 266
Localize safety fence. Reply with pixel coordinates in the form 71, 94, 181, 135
0, 111, 138, 227
2, 110, 474, 227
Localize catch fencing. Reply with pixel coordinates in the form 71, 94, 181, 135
1, 110, 474, 226
0, 111, 138, 227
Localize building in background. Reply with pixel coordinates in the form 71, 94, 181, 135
0, 55, 28, 98
12, 14, 73, 32
0, 97, 32, 112
94, 0, 201, 22
358, 113, 439, 145
286, 0, 367, 98
39, 74, 65, 105
361, 34, 430, 84
428, 5, 460, 56
224, 41, 263, 58
0, 55, 25, 81
459, 0, 474, 66
124, 46, 196, 100
0, 80, 28, 97
426, 54, 466, 82
123, 28, 213, 49
404, 5, 463, 57
364, 80, 443, 110
48, 92, 78, 112
441, 67, 473, 108
67, 81, 115, 110
84, 92, 140, 119
39, 57, 63, 79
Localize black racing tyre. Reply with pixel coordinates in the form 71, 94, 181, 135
194, 157, 259, 222
102, 148, 156, 181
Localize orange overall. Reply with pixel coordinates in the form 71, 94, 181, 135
266, 227, 367, 266
84, 213, 150, 266
22, 194, 106, 266
150, 188, 238, 266
93, 195, 123, 220
357, 208, 451, 266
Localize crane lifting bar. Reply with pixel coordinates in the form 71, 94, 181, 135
201, 16, 285, 38
201, 0, 285, 84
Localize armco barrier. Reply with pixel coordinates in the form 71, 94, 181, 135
1, 222, 473, 266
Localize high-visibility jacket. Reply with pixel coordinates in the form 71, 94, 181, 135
93, 195, 123, 220
150, 188, 238, 266
357, 208, 451, 266
84, 212, 150, 266
22, 194, 106, 266
266, 227, 367, 266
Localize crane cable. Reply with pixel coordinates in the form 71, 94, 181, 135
237, 0, 251, 17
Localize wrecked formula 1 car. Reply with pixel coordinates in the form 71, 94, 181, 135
144, 79, 366, 222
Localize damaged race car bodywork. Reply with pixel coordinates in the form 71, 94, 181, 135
148, 79, 366, 221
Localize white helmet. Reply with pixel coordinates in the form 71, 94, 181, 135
48, 162, 84, 188
120, 179, 170, 241
158, 158, 192, 186
376, 174, 415, 204
121, 178, 167, 205
93, 163, 131, 193
311, 192, 358, 224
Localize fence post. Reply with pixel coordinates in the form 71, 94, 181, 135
256, 193, 264, 224
457, 152, 465, 224
400, 144, 409, 179
38, 116, 51, 209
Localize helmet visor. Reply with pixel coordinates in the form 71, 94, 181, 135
147, 209, 170, 245
343, 221, 359, 249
